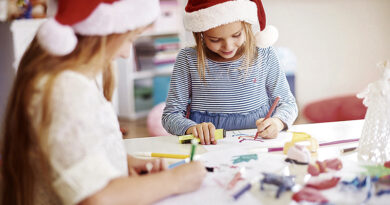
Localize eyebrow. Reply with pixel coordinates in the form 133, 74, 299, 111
206, 30, 242, 39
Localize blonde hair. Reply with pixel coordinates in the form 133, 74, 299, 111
0, 30, 137, 205
193, 22, 257, 81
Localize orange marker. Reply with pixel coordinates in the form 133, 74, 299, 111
254, 97, 280, 140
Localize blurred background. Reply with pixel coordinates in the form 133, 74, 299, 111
1, 0, 390, 138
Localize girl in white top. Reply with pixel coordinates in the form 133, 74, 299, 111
1, 0, 205, 205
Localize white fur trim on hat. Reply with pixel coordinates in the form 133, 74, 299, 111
255, 25, 278, 48
183, 0, 260, 33
37, 19, 77, 56
73, 0, 160, 35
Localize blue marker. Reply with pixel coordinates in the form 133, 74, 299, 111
168, 159, 187, 169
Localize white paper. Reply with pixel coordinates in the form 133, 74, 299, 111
155, 173, 260, 205
155, 147, 289, 205
204, 129, 293, 152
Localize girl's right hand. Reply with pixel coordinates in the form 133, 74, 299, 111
170, 161, 206, 194
186, 122, 217, 145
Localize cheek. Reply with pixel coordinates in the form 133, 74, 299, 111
116, 42, 132, 59
205, 41, 220, 52
235, 37, 245, 46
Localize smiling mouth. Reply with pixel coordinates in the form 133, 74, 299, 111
221, 51, 234, 55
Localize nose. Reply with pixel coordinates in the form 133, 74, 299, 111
222, 39, 234, 51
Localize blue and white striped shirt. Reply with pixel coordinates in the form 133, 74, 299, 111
162, 47, 298, 135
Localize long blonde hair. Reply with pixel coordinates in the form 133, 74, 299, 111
0, 30, 134, 205
193, 22, 257, 81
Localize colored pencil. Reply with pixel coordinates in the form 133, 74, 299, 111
254, 97, 280, 140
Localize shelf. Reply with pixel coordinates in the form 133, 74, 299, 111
141, 29, 180, 37
132, 67, 173, 79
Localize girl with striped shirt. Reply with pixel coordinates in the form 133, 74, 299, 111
163, 0, 298, 145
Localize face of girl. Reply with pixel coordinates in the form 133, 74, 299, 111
114, 26, 150, 59
114, 34, 138, 59
203, 21, 246, 60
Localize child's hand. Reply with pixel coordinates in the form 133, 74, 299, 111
255, 117, 285, 139
186, 122, 217, 145
170, 161, 206, 194
127, 155, 168, 176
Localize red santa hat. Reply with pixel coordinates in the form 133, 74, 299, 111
183, 0, 278, 48
37, 0, 160, 56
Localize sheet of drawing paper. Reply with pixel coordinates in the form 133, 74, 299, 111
155, 173, 260, 205
203, 130, 293, 152
198, 148, 288, 178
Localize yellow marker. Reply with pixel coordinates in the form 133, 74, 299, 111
283, 132, 319, 154
178, 129, 225, 144
135, 152, 189, 159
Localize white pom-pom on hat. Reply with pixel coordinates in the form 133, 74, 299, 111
36, 0, 160, 56
255, 25, 279, 48
37, 19, 77, 56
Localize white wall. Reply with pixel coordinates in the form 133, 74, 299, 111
263, 0, 390, 109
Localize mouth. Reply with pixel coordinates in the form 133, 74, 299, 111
221, 50, 234, 55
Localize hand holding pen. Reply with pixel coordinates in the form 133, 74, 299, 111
254, 97, 285, 139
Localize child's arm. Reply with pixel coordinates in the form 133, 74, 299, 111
264, 47, 298, 129
162, 49, 197, 135
79, 161, 206, 205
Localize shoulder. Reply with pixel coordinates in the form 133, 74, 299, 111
50, 71, 102, 111
53, 71, 97, 97
54, 70, 95, 89
256, 46, 275, 58
177, 47, 197, 59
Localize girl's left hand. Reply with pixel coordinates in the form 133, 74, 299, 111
255, 117, 285, 139
127, 155, 168, 176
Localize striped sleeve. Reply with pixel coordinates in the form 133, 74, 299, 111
264, 47, 298, 129
162, 49, 197, 135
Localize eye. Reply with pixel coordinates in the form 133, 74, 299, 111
209, 38, 220, 43
233, 32, 241, 38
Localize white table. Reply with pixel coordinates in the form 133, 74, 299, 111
124, 120, 364, 159
124, 120, 370, 204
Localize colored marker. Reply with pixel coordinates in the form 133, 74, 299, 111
254, 97, 280, 140
256, 138, 359, 153
227, 168, 245, 190
190, 139, 198, 161
168, 159, 187, 169
178, 129, 225, 144
233, 176, 261, 200
340, 146, 357, 153
135, 152, 189, 159
233, 183, 251, 200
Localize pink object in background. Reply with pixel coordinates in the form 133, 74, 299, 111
147, 102, 172, 137
303, 95, 366, 123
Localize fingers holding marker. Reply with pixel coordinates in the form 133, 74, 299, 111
208, 123, 216, 144
196, 124, 205, 145
185, 123, 218, 145
202, 123, 210, 145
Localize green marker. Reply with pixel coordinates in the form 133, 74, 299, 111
190, 139, 198, 161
